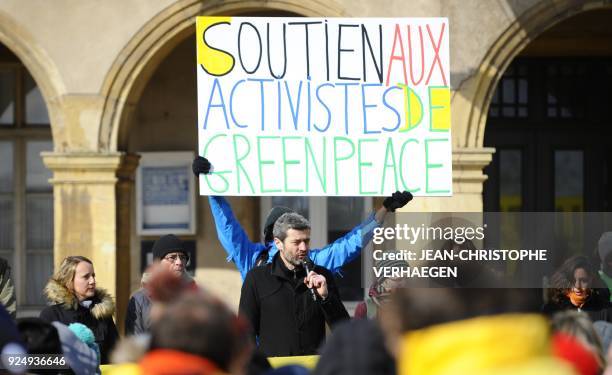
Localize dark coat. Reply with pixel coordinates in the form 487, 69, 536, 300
125, 288, 152, 336
542, 288, 612, 322
39, 279, 119, 364
125, 272, 196, 336
239, 253, 349, 357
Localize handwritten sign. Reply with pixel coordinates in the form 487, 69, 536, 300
196, 17, 451, 196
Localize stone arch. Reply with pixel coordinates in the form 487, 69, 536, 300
462, 0, 612, 149
99, 0, 346, 152
0, 10, 65, 146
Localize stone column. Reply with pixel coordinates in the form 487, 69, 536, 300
399, 147, 495, 212
42, 152, 139, 333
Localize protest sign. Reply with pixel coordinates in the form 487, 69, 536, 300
196, 17, 451, 196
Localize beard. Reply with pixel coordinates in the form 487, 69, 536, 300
287, 256, 303, 267
280, 251, 307, 269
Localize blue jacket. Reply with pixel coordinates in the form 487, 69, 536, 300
208, 196, 379, 280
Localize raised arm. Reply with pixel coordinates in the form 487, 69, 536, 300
308, 213, 380, 274
309, 191, 413, 274
193, 156, 264, 279
208, 196, 266, 280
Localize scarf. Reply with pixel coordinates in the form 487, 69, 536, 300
566, 290, 589, 308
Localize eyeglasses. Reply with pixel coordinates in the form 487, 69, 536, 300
163, 253, 190, 264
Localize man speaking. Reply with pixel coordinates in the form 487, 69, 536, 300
239, 212, 349, 357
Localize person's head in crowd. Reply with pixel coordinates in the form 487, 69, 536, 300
144, 291, 252, 375
370, 259, 409, 307
554, 333, 601, 375
245, 348, 272, 375
17, 318, 63, 354
143, 262, 196, 325
16, 318, 68, 374
315, 319, 395, 375
52, 322, 100, 375
49, 255, 96, 303
273, 212, 311, 269
549, 255, 604, 308
552, 310, 606, 372
389, 285, 542, 334
68, 322, 101, 365
263, 206, 294, 244
152, 234, 189, 277
112, 265, 200, 365
599, 232, 612, 277
41, 255, 117, 365
382, 287, 574, 374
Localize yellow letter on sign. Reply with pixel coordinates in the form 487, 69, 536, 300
196, 17, 235, 76
428, 86, 450, 131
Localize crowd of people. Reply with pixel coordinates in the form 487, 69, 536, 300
1, 157, 612, 374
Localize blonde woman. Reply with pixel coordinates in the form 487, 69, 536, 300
39, 256, 118, 364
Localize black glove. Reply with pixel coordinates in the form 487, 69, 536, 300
192, 156, 211, 176
383, 191, 413, 212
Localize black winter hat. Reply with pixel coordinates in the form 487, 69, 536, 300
263, 206, 294, 241
17, 318, 63, 355
152, 234, 184, 260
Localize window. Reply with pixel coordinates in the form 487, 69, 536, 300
499, 149, 523, 212
489, 64, 529, 118
554, 150, 584, 212
546, 64, 587, 119
485, 58, 612, 212
0, 45, 53, 313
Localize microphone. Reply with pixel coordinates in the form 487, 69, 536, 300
302, 259, 317, 302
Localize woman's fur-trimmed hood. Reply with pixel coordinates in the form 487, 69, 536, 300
44, 279, 115, 319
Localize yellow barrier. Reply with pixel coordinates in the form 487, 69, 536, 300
267, 355, 319, 369
101, 355, 319, 374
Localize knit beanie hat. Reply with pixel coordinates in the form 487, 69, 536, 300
152, 234, 184, 260
68, 323, 101, 366
263, 206, 294, 242
52, 322, 99, 375
16, 318, 63, 355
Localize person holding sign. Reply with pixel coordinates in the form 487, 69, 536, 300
192, 156, 413, 280
239, 212, 349, 356
196, 17, 453, 197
